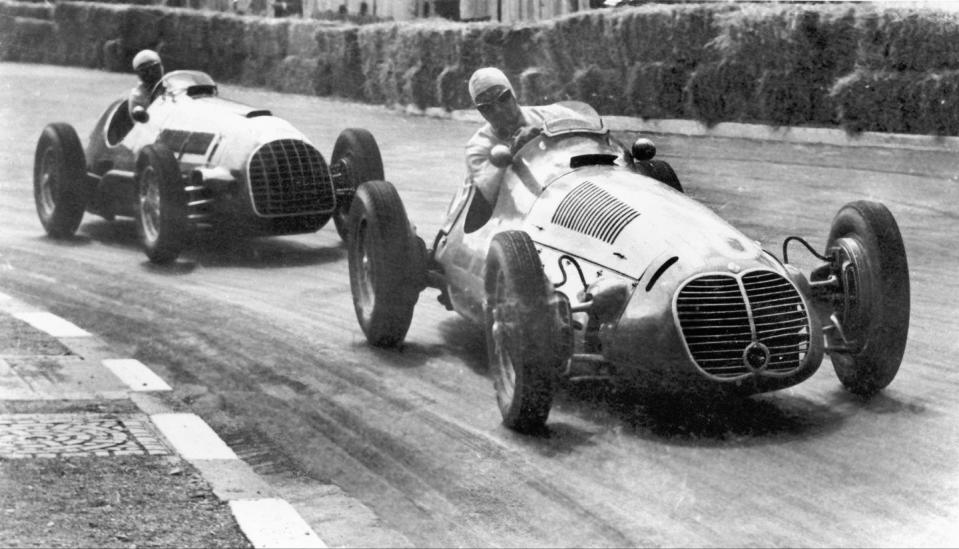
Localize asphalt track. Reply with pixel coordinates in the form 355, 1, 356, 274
2, 62, 958, 547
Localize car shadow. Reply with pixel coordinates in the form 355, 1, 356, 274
79, 219, 345, 270
422, 315, 847, 450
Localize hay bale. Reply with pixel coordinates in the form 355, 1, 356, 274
623, 61, 689, 119
832, 68, 959, 135
518, 66, 562, 105
754, 69, 815, 127
570, 64, 623, 115
54, 2, 125, 67
401, 62, 432, 108
610, 4, 728, 68
858, 7, 959, 72
0, 16, 55, 62
357, 23, 399, 103
437, 64, 470, 110
205, 13, 246, 79
0, 1, 53, 20
241, 18, 289, 87
275, 55, 321, 95
316, 24, 362, 99
118, 7, 165, 53
685, 60, 757, 126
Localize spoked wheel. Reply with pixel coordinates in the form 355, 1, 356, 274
136, 144, 191, 264
484, 231, 562, 433
818, 200, 910, 396
33, 123, 87, 238
347, 180, 422, 347
331, 128, 384, 241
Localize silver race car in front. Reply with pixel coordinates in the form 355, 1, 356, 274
346, 102, 910, 432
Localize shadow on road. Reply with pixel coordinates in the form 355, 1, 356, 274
78, 219, 345, 270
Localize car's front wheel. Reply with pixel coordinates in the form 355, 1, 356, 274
331, 128, 384, 242
823, 200, 909, 396
33, 123, 87, 238
347, 180, 422, 347
484, 230, 561, 433
136, 144, 191, 264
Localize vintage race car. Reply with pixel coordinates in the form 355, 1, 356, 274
33, 70, 381, 263
346, 102, 910, 433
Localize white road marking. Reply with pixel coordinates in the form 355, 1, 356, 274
13, 311, 91, 338
230, 498, 326, 549
150, 413, 237, 460
102, 358, 172, 392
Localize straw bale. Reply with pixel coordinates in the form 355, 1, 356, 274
357, 23, 399, 103
240, 18, 289, 86
316, 25, 362, 99
287, 19, 321, 57
275, 55, 322, 95
518, 66, 562, 106
400, 63, 431, 108
685, 60, 757, 126
755, 69, 816, 127
0, 16, 54, 62
0, 1, 52, 20
858, 7, 959, 72
610, 4, 727, 68
624, 61, 689, 119
205, 13, 247, 79
570, 64, 623, 115
118, 7, 165, 52
153, 10, 211, 74
831, 69, 959, 136
437, 64, 470, 110
54, 3, 124, 67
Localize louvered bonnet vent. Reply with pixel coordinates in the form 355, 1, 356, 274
551, 182, 639, 244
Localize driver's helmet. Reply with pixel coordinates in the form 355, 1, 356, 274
132, 49, 161, 71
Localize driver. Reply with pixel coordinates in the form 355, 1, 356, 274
465, 67, 572, 203
128, 49, 165, 120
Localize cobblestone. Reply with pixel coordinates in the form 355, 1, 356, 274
0, 413, 170, 458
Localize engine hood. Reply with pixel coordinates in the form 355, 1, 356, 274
524, 166, 768, 281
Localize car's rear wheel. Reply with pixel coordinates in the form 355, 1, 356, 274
823, 200, 909, 396
136, 144, 191, 264
347, 180, 421, 347
331, 128, 384, 242
34, 123, 87, 238
484, 230, 560, 433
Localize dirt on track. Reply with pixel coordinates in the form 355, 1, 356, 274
2, 62, 959, 547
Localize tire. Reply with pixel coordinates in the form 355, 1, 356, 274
636, 159, 683, 193
824, 200, 910, 396
347, 180, 421, 347
484, 231, 560, 432
136, 144, 191, 264
33, 123, 87, 238
331, 128, 384, 241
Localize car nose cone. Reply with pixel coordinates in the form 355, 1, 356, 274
743, 342, 770, 371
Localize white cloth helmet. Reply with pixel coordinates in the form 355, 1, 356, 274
132, 49, 161, 71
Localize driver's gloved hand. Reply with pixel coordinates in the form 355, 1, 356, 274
509, 125, 542, 155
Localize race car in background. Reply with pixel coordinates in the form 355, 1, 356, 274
33, 70, 380, 263
345, 102, 910, 432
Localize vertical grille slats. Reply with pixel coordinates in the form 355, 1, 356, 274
247, 139, 334, 217
551, 182, 639, 244
676, 270, 810, 379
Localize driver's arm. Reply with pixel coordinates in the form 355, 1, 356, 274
466, 133, 506, 204
128, 85, 150, 121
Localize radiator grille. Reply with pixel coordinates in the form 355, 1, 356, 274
551, 182, 639, 244
676, 270, 809, 379
247, 139, 334, 217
